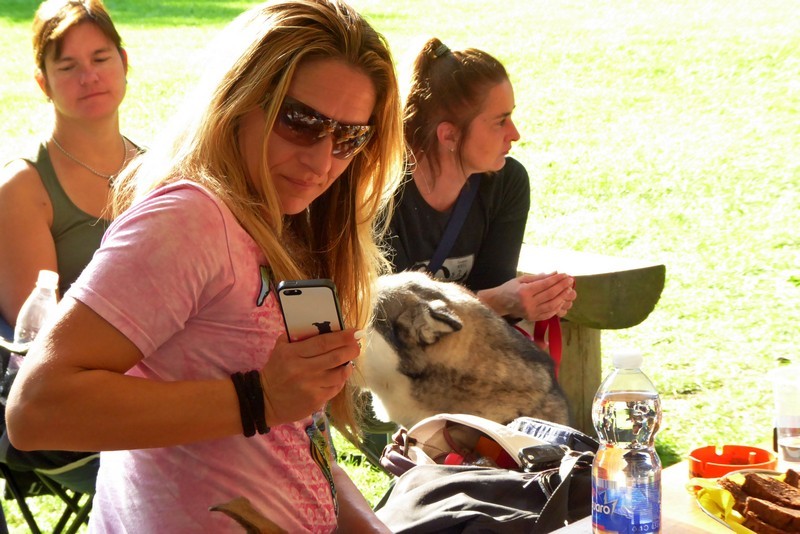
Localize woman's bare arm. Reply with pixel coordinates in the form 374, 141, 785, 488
6, 296, 362, 452
6, 297, 241, 451
0, 161, 58, 327
332, 462, 390, 533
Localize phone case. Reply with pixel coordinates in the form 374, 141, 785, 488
276, 279, 344, 342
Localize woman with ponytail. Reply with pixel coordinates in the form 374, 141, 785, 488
387, 38, 576, 322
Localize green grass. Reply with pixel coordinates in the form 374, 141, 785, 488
1, 0, 799, 529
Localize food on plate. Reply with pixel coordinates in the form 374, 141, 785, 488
716, 469, 800, 533
787, 469, 800, 488
744, 498, 800, 532
718, 476, 750, 513
742, 472, 800, 508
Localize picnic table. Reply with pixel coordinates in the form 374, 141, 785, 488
552, 459, 730, 532
517, 245, 666, 434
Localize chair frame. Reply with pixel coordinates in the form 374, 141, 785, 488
1, 462, 93, 534
0, 334, 94, 533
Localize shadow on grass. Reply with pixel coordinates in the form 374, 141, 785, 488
1, 0, 253, 26
657, 441, 682, 468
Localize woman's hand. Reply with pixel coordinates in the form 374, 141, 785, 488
478, 272, 576, 322
259, 329, 363, 427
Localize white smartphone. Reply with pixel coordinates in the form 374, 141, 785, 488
276, 279, 345, 342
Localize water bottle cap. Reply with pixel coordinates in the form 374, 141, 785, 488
612, 350, 643, 369
36, 270, 59, 290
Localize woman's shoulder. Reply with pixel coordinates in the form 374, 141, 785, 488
500, 156, 529, 180
0, 158, 37, 185
0, 156, 47, 206
0, 157, 53, 249
0, 139, 48, 179
137, 180, 221, 206
479, 157, 530, 191
120, 180, 242, 241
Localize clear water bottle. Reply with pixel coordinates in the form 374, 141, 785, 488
591, 351, 662, 533
0, 270, 59, 405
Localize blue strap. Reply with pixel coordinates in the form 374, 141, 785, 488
427, 174, 482, 275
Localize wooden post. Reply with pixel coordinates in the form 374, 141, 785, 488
517, 245, 666, 436
559, 322, 601, 435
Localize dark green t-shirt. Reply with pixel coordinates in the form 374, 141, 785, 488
24, 142, 110, 297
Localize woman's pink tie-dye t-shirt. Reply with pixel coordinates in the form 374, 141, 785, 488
69, 181, 338, 533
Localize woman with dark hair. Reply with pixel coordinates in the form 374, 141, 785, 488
388, 38, 576, 323
0, 0, 139, 496
0, 0, 139, 328
7, 0, 403, 531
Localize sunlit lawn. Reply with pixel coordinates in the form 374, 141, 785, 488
0, 0, 798, 529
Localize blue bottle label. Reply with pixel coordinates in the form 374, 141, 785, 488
592, 476, 661, 533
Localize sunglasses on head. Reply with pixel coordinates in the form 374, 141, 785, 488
272, 96, 374, 160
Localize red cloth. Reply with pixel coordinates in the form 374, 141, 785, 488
514, 317, 562, 379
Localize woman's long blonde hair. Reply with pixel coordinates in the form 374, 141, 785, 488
113, 0, 404, 432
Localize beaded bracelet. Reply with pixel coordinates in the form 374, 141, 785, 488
231, 370, 269, 437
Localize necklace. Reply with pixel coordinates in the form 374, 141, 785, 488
51, 135, 129, 185
415, 165, 435, 195
421, 172, 434, 195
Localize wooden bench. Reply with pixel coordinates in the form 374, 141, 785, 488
517, 245, 666, 435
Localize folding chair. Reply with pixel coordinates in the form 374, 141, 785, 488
0, 458, 97, 534
0, 326, 97, 534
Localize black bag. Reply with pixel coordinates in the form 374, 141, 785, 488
374, 414, 598, 533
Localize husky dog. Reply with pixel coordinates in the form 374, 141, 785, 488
358, 271, 570, 429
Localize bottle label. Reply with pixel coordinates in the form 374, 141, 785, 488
592, 475, 661, 533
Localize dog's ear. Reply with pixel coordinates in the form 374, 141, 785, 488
415, 299, 463, 345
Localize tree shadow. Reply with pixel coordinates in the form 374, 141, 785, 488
657, 442, 682, 468
1, 0, 254, 26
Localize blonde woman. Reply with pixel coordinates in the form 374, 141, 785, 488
7, 0, 403, 532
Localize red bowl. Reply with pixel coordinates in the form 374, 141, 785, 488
689, 445, 778, 478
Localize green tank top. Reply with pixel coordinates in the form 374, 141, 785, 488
24, 142, 110, 297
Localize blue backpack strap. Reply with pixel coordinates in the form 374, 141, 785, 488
427, 173, 482, 275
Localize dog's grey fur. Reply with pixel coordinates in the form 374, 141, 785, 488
358, 271, 570, 429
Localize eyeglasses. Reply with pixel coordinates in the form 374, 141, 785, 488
272, 96, 374, 160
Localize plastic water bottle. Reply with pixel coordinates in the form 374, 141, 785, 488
591, 351, 662, 533
0, 270, 59, 405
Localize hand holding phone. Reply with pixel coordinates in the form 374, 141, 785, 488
276, 279, 345, 342
264, 279, 359, 425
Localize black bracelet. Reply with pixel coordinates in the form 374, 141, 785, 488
244, 370, 269, 435
231, 372, 256, 437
